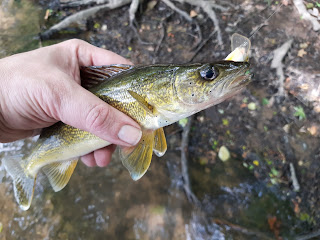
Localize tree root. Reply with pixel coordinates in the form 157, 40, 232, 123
180, 116, 200, 205
41, 0, 132, 39
271, 39, 293, 96
293, 0, 320, 31
175, 0, 226, 46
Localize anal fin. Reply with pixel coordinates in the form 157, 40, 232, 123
119, 130, 154, 181
42, 159, 78, 192
153, 128, 167, 157
3, 156, 36, 211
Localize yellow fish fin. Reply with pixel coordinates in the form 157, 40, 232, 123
80, 64, 134, 89
119, 130, 154, 181
3, 156, 36, 211
153, 128, 167, 157
42, 159, 78, 192
128, 90, 155, 114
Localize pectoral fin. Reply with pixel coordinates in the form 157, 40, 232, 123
42, 159, 78, 192
128, 90, 154, 114
119, 130, 154, 181
3, 156, 36, 211
153, 128, 167, 157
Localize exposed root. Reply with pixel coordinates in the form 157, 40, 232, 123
60, 0, 108, 7
297, 229, 320, 240
176, 0, 226, 46
271, 39, 293, 96
129, 0, 140, 25
41, 0, 131, 39
188, 30, 216, 62
161, 0, 192, 22
180, 116, 200, 205
293, 0, 320, 31
289, 163, 300, 192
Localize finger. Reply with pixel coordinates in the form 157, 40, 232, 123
94, 145, 116, 167
64, 39, 133, 66
81, 153, 97, 167
56, 82, 142, 147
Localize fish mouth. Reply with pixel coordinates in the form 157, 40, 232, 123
227, 64, 252, 90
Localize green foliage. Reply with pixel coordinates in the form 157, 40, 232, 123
178, 118, 188, 127
294, 106, 306, 120
211, 140, 218, 150
262, 98, 269, 106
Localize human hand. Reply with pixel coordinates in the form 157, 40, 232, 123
0, 39, 142, 167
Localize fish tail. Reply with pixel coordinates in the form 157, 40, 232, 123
3, 156, 36, 211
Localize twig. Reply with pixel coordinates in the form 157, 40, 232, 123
129, 0, 140, 25
296, 229, 320, 240
161, 0, 192, 22
214, 219, 275, 240
188, 30, 216, 62
271, 39, 293, 96
289, 163, 300, 192
60, 0, 108, 7
41, 0, 132, 39
293, 0, 320, 31
180, 116, 200, 205
177, 0, 224, 46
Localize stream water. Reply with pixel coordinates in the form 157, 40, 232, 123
0, 0, 318, 239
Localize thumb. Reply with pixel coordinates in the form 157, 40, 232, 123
57, 82, 142, 146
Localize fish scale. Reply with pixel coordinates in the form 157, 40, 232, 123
4, 34, 252, 210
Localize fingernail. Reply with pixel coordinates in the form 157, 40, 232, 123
118, 125, 142, 145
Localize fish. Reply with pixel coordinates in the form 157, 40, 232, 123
3, 34, 252, 210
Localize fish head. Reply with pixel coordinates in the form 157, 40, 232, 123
174, 61, 251, 109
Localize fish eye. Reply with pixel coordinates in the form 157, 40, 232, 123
200, 66, 219, 81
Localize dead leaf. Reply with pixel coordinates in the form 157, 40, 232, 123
297, 49, 307, 58
299, 42, 309, 49
147, 0, 157, 12
190, 10, 197, 18
307, 125, 318, 136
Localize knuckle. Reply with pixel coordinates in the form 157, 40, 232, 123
85, 104, 112, 133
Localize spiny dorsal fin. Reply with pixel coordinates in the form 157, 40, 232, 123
42, 159, 78, 192
3, 156, 36, 211
119, 130, 154, 181
128, 90, 155, 114
153, 128, 167, 157
80, 64, 134, 89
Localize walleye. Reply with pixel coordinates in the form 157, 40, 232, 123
4, 34, 252, 210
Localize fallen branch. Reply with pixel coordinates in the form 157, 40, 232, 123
289, 163, 300, 192
60, 0, 108, 7
271, 39, 293, 96
293, 0, 320, 31
41, 0, 132, 39
180, 116, 200, 205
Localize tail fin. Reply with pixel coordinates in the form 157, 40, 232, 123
3, 156, 36, 211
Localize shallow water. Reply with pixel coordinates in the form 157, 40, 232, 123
0, 0, 319, 239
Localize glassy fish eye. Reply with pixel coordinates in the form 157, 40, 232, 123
200, 66, 219, 81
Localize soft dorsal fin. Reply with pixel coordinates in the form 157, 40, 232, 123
42, 159, 78, 192
119, 130, 154, 181
128, 90, 154, 114
153, 128, 167, 157
80, 64, 134, 89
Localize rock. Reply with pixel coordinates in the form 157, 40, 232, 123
248, 102, 257, 111
218, 146, 230, 162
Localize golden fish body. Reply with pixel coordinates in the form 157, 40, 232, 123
5, 55, 251, 211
